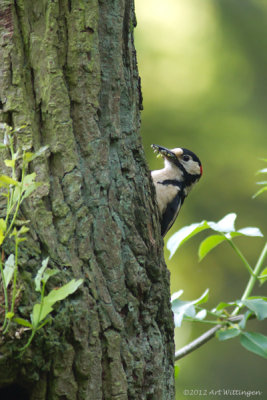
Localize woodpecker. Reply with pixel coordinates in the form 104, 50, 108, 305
151, 144, 202, 237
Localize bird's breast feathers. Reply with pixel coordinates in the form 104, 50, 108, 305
152, 178, 180, 215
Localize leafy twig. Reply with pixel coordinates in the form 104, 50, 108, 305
175, 315, 244, 361
170, 213, 267, 360
15, 258, 83, 354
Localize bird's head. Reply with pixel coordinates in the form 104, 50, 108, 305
151, 144, 202, 186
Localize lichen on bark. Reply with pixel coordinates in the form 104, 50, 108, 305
0, 1, 174, 399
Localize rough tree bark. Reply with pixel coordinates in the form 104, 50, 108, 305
0, 1, 174, 399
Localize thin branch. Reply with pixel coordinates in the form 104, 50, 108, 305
226, 238, 255, 277
175, 315, 243, 361
232, 241, 267, 316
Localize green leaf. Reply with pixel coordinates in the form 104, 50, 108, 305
17, 237, 26, 244
34, 258, 49, 292
217, 328, 241, 341
171, 290, 184, 302
6, 312, 14, 319
247, 295, 267, 301
3, 254, 15, 287
208, 213, 237, 233
236, 227, 263, 237
13, 317, 32, 328
226, 232, 243, 239
23, 152, 35, 162
44, 279, 83, 305
216, 301, 236, 310
17, 226, 30, 236
31, 302, 53, 328
20, 173, 40, 201
42, 268, 59, 284
24, 146, 48, 163
0, 229, 4, 246
167, 213, 262, 258
198, 235, 226, 261
174, 365, 180, 379
240, 332, 267, 358
22, 173, 36, 192
242, 299, 267, 320
10, 227, 17, 237
238, 311, 253, 330
13, 124, 28, 133
212, 301, 236, 314
167, 220, 210, 258
171, 299, 194, 315
195, 309, 207, 320
0, 218, 6, 233
256, 180, 267, 185
11, 185, 22, 205
0, 175, 18, 186
257, 168, 267, 174
171, 289, 209, 327
31, 279, 83, 327
22, 182, 41, 201
4, 159, 15, 168
172, 300, 196, 327
253, 186, 267, 199
172, 288, 209, 309
225, 227, 263, 239
258, 267, 267, 285
192, 288, 209, 305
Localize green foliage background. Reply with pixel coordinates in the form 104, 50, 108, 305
135, 0, 267, 397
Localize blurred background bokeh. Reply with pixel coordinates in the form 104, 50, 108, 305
135, 0, 267, 398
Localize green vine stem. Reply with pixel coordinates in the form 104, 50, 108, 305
0, 257, 8, 331
232, 241, 267, 316
185, 317, 230, 325
226, 238, 255, 277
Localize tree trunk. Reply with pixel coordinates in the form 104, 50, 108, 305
0, 1, 174, 399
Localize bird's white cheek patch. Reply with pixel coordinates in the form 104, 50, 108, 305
184, 160, 201, 175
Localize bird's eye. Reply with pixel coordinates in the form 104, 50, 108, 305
183, 155, 190, 162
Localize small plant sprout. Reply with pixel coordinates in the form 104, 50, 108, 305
0, 124, 83, 353
0, 124, 47, 333
14, 258, 83, 352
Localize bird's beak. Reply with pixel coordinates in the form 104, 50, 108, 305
151, 144, 177, 162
